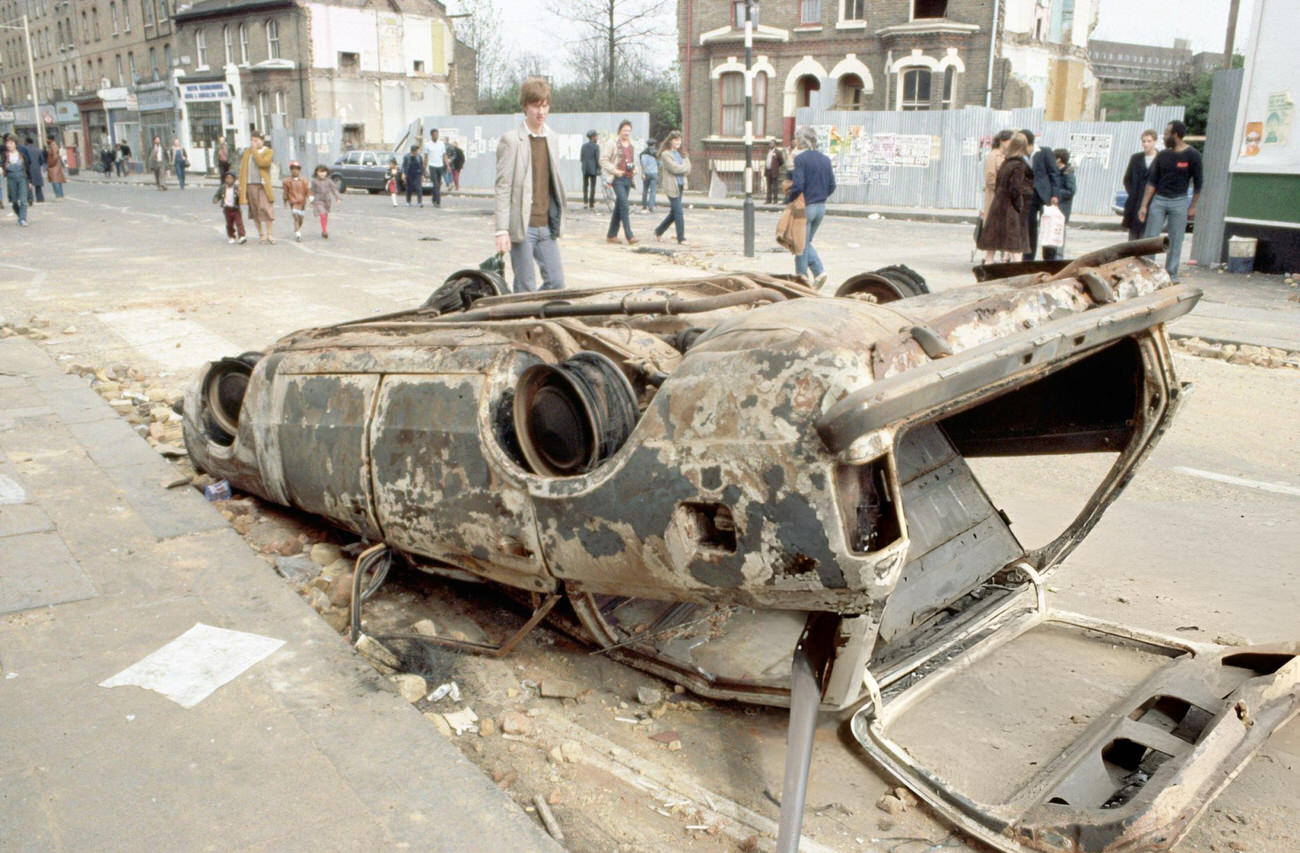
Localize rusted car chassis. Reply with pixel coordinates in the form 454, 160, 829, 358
183, 238, 1298, 853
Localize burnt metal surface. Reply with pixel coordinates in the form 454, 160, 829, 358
851, 604, 1300, 853
180, 243, 1296, 852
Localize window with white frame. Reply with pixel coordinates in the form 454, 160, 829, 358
258, 91, 269, 129
273, 90, 286, 124
110, 2, 119, 34
127, 51, 136, 80
115, 53, 123, 83
223, 25, 233, 64
238, 23, 248, 63
800, 0, 821, 25
841, 0, 865, 22
730, 1, 759, 27
720, 72, 744, 137
941, 65, 955, 108
122, 2, 130, 31
196, 29, 207, 67
143, 0, 152, 26
266, 19, 280, 59
900, 67, 931, 110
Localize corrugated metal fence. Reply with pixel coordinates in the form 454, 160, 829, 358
790, 104, 1186, 216
269, 117, 344, 178
389, 112, 650, 194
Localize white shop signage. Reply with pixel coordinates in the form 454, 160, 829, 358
180, 82, 230, 102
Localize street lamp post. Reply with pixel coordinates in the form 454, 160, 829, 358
742, 0, 756, 257
0, 15, 43, 138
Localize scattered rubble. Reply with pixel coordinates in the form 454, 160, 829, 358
1173, 336, 1300, 369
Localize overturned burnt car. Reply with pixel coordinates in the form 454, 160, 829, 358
183, 238, 1298, 853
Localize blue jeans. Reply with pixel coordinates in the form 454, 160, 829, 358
52, 181, 64, 198
607, 177, 634, 239
175, 162, 186, 189
641, 176, 657, 211
1144, 194, 1189, 279
654, 195, 684, 242
509, 226, 566, 292
6, 174, 27, 222
795, 202, 826, 277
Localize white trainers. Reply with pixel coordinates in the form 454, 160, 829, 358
295, 231, 302, 242
228, 237, 236, 244
237, 235, 247, 244
813, 272, 828, 290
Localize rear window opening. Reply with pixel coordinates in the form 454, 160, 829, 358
873, 340, 1146, 656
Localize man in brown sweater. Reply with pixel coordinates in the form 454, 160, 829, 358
493, 77, 566, 292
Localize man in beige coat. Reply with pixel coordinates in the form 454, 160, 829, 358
494, 77, 566, 292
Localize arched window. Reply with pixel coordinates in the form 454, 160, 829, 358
900, 68, 931, 110
110, 3, 119, 35
941, 66, 956, 108
836, 73, 865, 110
238, 23, 249, 63
196, 29, 208, 67
266, 19, 280, 59
796, 74, 820, 108
223, 25, 233, 65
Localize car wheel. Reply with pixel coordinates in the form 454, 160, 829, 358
332, 175, 345, 193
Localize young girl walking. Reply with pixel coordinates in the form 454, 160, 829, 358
386, 157, 400, 207
310, 164, 341, 239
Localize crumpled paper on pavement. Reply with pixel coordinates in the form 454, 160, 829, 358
100, 622, 285, 708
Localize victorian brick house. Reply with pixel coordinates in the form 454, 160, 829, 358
171, 0, 474, 155
679, 0, 1098, 186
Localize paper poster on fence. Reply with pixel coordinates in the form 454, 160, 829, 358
1068, 133, 1113, 169
893, 134, 931, 167
812, 125, 834, 154
870, 133, 896, 165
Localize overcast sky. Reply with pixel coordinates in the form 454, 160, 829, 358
477, 0, 1253, 78
1092, 0, 1252, 52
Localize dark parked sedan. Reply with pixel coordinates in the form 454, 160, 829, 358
330, 149, 431, 195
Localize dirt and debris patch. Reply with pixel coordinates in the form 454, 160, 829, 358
1172, 336, 1300, 369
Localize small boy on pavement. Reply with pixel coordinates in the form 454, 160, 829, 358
213, 171, 246, 244
282, 161, 310, 242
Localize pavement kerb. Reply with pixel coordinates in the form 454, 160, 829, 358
0, 335, 564, 851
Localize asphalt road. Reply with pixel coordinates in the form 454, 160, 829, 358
2, 181, 1297, 852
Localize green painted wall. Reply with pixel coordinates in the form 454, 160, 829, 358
1226, 173, 1300, 224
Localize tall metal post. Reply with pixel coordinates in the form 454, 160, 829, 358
742, 0, 756, 258
23, 15, 41, 137
1223, 0, 1241, 68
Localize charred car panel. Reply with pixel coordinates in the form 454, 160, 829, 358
182, 238, 1298, 853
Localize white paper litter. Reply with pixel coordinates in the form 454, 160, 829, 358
0, 475, 26, 505
99, 623, 285, 708
443, 707, 479, 734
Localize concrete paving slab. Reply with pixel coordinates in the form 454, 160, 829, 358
0, 502, 56, 538
66, 416, 171, 470
0, 531, 97, 614
98, 459, 229, 540
0, 338, 561, 852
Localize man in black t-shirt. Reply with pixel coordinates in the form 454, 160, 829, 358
1139, 120, 1202, 282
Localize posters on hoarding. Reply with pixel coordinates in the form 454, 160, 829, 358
893, 134, 931, 167
1231, 0, 1300, 173
1068, 133, 1113, 169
